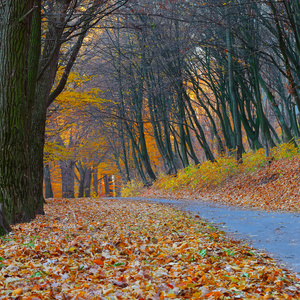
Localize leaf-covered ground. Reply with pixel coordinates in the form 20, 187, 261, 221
0, 198, 299, 299
140, 156, 300, 212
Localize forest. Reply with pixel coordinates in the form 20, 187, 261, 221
43, 0, 300, 198
1, 0, 300, 298
0, 0, 300, 226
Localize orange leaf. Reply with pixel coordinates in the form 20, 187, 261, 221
12, 288, 23, 296
93, 258, 104, 266
32, 285, 40, 291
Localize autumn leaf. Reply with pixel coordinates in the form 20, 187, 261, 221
93, 258, 104, 266
0, 198, 299, 299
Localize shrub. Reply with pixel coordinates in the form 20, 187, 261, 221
122, 142, 300, 196
121, 179, 144, 197
272, 141, 299, 160
242, 148, 265, 172
154, 143, 300, 193
191, 156, 238, 190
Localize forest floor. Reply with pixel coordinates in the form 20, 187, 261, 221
0, 198, 300, 299
139, 155, 300, 213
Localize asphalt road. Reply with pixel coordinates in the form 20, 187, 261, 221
111, 197, 300, 275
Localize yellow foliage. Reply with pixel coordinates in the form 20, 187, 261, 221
241, 148, 266, 172
97, 161, 118, 176
121, 179, 144, 197
272, 141, 299, 160
156, 156, 239, 192
122, 142, 300, 196
44, 141, 72, 162
155, 142, 300, 193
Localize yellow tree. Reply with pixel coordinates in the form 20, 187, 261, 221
45, 71, 121, 198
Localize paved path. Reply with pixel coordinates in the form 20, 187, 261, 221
112, 197, 300, 275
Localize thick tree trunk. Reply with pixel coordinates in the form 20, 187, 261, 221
78, 179, 85, 198
0, 205, 11, 235
0, 1, 38, 230
29, 0, 44, 215
30, 0, 69, 214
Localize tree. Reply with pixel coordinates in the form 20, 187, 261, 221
0, 0, 41, 233
0, 0, 129, 234
31, 0, 129, 216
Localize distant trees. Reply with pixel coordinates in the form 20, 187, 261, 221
44, 71, 119, 198
1, 0, 300, 233
31, 0, 129, 208
79, 0, 300, 185
0, 0, 128, 233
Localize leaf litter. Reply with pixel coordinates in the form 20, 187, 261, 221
0, 198, 299, 299
140, 156, 300, 212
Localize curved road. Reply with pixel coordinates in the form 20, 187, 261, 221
112, 197, 300, 275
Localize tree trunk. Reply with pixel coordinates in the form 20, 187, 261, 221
76, 162, 85, 198
131, 142, 147, 184
104, 175, 112, 197
84, 168, 92, 197
0, 0, 38, 230
147, 87, 178, 175
99, 175, 103, 195
60, 160, 75, 198
93, 168, 98, 196
29, 0, 45, 215
226, 13, 243, 162
44, 164, 54, 198
183, 91, 215, 162
259, 75, 295, 145
30, 0, 71, 215
0, 205, 11, 235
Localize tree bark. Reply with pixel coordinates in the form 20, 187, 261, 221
104, 175, 112, 197
0, 0, 38, 230
60, 160, 75, 198
44, 164, 54, 198
93, 168, 98, 196
31, 0, 71, 215
76, 162, 85, 198
84, 168, 92, 197
226, 10, 243, 162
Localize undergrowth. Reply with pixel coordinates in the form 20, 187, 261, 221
121, 142, 300, 196
121, 179, 144, 197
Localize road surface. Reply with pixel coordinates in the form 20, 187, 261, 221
111, 197, 300, 275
